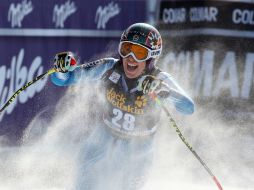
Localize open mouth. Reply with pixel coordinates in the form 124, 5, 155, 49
127, 63, 138, 71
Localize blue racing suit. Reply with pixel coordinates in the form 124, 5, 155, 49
51, 58, 194, 190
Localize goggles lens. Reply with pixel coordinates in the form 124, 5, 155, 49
120, 42, 149, 61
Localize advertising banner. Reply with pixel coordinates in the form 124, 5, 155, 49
158, 0, 254, 127
0, 0, 146, 34
0, 0, 147, 143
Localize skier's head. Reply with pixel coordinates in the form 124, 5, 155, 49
118, 23, 162, 79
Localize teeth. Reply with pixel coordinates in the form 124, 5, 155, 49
128, 63, 137, 66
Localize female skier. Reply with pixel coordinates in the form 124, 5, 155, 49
51, 23, 194, 190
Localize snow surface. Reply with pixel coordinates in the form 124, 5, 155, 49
0, 77, 253, 190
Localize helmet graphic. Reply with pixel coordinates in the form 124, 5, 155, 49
120, 23, 162, 58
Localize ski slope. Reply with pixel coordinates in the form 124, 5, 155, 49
0, 83, 253, 190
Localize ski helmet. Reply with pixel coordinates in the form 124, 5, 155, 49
119, 23, 162, 69
120, 23, 162, 55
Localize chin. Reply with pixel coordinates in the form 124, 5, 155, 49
125, 72, 139, 79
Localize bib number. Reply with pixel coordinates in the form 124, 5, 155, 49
112, 108, 136, 131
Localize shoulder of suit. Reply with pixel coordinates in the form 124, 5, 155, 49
103, 57, 119, 66
155, 69, 173, 82
100, 58, 121, 80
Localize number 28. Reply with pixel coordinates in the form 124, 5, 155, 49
112, 108, 136, 131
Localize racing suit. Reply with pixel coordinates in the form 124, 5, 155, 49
51, 58, 194, 190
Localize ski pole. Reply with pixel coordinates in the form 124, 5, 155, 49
149, 92, 223, 190
0, 58, 105, 114
0, 68, 56, 114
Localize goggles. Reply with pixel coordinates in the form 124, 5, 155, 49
118, 41, 161, 62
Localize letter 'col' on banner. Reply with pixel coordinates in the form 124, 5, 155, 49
158, 0, 254, 127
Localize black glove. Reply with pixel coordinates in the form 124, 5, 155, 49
54, 52, 77, 73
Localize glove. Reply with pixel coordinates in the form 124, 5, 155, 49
137, 75, 171, 97
53, 52, 77, 73
137, 75, 161, 94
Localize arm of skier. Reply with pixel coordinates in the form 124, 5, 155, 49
156, 72, 195, 115
50, 52, 117, 86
